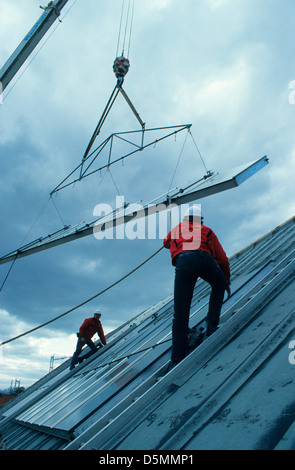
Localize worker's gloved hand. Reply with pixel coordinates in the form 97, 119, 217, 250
225, 284, 231, 300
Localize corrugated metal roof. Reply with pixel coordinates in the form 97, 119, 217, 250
0, 216, 294, 450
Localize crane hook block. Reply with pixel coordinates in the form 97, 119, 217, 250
113, 56, 130, 84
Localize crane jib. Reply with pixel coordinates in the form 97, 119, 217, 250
0, 1, 70, 92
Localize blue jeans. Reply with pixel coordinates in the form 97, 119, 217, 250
172, 250, 226, 364
70, 337, 98, 367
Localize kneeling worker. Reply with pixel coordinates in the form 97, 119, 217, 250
70, 309, 107, 370
164, 205, 231, 366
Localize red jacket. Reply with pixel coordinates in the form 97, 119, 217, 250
79, 318, 107, 344
163, 221, 230, 284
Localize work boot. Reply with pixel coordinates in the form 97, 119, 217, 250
205, 325, 219, 338
188, 326, 205, 352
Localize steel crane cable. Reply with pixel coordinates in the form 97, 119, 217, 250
167, 128, 211, 197
0, 245, 164, 346
116, 0, 136, 59
188, 129, 210, 175
167, 128, 190, 195
0, 195, 68, 294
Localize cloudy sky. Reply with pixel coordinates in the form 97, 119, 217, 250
0, 0, 294, 390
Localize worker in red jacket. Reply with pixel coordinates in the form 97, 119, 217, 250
164, 205, 231, 366
69, 309, 107, 370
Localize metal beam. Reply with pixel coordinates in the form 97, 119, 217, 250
0, 156, 269, 265
118, 87, 145, 128
93, 156, 269, 234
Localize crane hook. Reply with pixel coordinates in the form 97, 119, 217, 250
113, 56, 130, 87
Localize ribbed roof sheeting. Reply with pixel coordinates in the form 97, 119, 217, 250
0, 216, 294, 451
